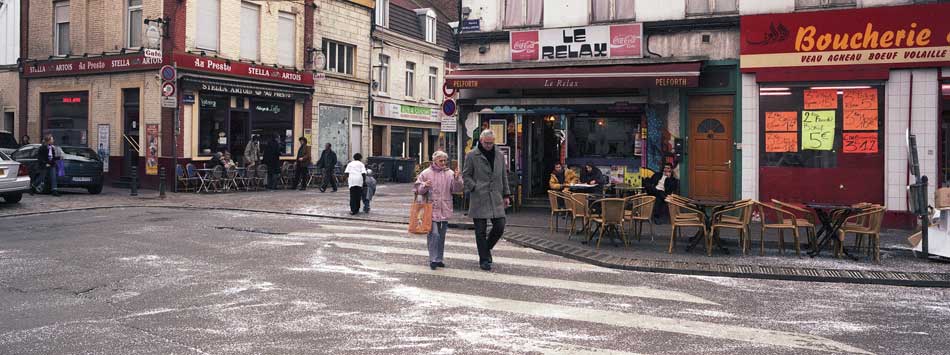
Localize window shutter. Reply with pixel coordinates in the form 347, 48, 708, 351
196, 0, 219, 50
240, 3, 260, 60
278, 13, 295, 66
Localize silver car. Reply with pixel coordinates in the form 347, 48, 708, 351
0, 150, 30, 203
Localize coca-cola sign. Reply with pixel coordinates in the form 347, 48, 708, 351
510, 24, 642, 62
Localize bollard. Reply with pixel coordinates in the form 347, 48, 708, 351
130, 165, 138, 196
159, 166, 166, 199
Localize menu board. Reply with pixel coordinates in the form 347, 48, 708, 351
801, 111, 836, 151
842, 132, 878, 153
804, 89, 837, 109
765, 112, 797, 132
765, 132, 798, 153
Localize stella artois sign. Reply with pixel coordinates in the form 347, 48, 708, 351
510, 23, 643, 62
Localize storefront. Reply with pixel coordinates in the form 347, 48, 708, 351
371, 99, 444, 164
174, 54, 313, 164
740, 3, 950, 226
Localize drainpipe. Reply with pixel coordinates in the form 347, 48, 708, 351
906, 72, 914, 213
368, 7, 375, 158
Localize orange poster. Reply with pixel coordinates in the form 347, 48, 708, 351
843, 89, 877, 110
842, 132, 878, 153
804, 90, 837, 109
765, 132, 798, 153
843, 109, 878, 131
765, 112, 797, 132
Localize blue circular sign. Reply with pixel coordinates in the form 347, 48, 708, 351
441, 99, 457, 116
160, 65, 176, 81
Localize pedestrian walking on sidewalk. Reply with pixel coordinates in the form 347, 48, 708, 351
316, 143, 338, 193
34, 135, 62, 196
263, 134, 282, 189
414, 151, 464, 270
345, 153, 367, 215
463, 130, 510, 271
362, 169, 377, 213
293, 137, 312, 190
243, 135, 261, 169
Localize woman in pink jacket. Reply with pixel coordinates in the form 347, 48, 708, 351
413, 150, 464, 270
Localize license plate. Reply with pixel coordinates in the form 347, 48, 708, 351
73, 177, 92, 182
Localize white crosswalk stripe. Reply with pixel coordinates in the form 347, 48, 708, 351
325, 241, 618, 274
361, 260, 717, 305
290, 231, 537, 254
391, 287, 873, 355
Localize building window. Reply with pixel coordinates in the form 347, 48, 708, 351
568, 116, 639, 158
405, 62, 415, 97
240, 2, 260, 60
278, 12, 296, 66
591, 0, 635, 22
390, 126, 406, 157
503, 0, 543, 28
378, 54, 390, 94
196, 0, 220, 51
54, 1, 70, 55
375, 0, 389, 26
42, 92, 89, 147
427, 67, 438, 101
322, 40, 354, 75
424, 13, 437, 43
686, 0, 737, 15
795, 0, 855, 9
127, 0, 143, 48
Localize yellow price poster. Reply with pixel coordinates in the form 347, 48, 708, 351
801, 111, 835, 151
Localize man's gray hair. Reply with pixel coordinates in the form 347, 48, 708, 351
432, 150, 449, 160
479, 129, 495, 140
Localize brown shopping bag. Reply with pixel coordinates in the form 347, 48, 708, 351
408, 193, 433, 235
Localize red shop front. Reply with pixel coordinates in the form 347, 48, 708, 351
740, 3, 950, 227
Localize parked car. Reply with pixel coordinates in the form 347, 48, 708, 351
0, 130, 18, 156
12, 144, 104, 194
0, 150, 30, 203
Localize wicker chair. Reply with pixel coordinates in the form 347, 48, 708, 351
588, 198, 629, 248
837, 206, 886, 262
548, 190, 572, 233
710, 200, 755, 256
771, 199, 819, 251
757, 202, 804, 256
567, 193, 592, 241
667, 197, 709, 255
624, 195, 656, 242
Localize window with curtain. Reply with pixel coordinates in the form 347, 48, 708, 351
424, 14, 436, 43
375, 0, 389, 26
322, 39, 354, 75
278, 12, 296, 66
127, 0, 142, 47
591, 0, 635, 22
196, 0, 219, 50
54, 1, 70, 55
240, 2, 260, 60
686, 0, 737, 15
378, 54, 390, 94
427, 67, 438, 101
503, 0, 542, 28
405, 62, 415, 97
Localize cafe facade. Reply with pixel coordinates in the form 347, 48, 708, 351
739, 3, 950, 226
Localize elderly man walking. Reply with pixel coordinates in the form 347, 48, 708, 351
463, 129, 510, 271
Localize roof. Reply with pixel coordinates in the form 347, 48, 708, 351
391, 0, 458, 21
388, 1, 457, 51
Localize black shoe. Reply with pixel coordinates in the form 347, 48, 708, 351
332, 189, 338, 192
436, 262, 445, 268
430, 262, 438, 270
319, 187, 326, 192
52, 191, 60, 197
479, 262, 492, 271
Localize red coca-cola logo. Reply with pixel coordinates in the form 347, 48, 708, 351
511, 40, 538, 53
511, 31, 540, 61
611, 35, 640, 48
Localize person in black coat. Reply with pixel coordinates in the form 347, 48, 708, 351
644, 163, 680, 224
316, 143, 339, 193
262, 134, 282, 189
34, 135, 61, 196
578, 163, 605, 193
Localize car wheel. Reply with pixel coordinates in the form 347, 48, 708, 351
3, 193, 23, 204
87, 184, 103, 195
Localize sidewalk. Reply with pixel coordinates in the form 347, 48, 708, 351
3, 183, 948, 286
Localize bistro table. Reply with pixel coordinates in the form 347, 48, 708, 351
613, 185, 644, 197
805, 203, 861, 259
194, 168, 214, 193
685, 199, 737, 254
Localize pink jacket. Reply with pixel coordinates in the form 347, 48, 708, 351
413, 165, 464, 222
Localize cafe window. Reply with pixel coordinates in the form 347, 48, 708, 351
323, 39, 354, 75
54, 1, 71, 55
277, 12, 296, 67
251, 99, 294, 156
197, 95, 229, 155
127, 0, 143, 47
568, 116, 639, 158
759, 85, 884, 168
686, 0, 737, 15
240, 2, 260, 61
409, 128, 424, 163
42, 91, 89, 147
503, 0, 543, 28
591, 0, 635, 22
391, 126, 406, 157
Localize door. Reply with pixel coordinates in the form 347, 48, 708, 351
229, 111, 250, 162
122, 89, 140, 176
688, 95, 734, 201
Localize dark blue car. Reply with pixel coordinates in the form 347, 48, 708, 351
12, 144, 104, 194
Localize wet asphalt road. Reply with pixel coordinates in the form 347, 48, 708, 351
1, 207, 949, 355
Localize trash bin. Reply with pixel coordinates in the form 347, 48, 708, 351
393, 158, 417, 183
367, 156, 396, 182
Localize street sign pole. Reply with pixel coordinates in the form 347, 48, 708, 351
172, 64, 179, 193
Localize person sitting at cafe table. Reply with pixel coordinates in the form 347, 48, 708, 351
548, 163, 578, 191
579, 163, 605, 191
644, 163, 680, 224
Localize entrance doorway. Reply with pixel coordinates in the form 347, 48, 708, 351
121, 88, 140, 177
524, 115, 558, 198
229, 110, 250, 162
687, 95, 734, 201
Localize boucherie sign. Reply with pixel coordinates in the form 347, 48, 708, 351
741, 3, 950, 71
510, 24, 642, 62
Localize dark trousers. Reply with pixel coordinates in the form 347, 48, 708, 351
473, 217, 506, 264
35, 167, 58, 193
321, 168, 338, 191
349, 186, 363, 214
267, 170, 280, 189
293, 165, 308, 189
648, 189, 670, 222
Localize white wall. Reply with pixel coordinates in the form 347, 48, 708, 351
542, 0, 587, 28
740, 73, 759, 201
884, 69, 939, 211
464, 0, 501, 32
0, 0, 20, 65
636, 0, 686, 21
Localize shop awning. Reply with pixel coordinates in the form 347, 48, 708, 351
180, 74, 314, 100
446, 62, 701, 90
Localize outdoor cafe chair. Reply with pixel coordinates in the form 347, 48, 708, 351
280, 162, 295, 189
837, 206, 886, 263
710, 200, 755, 256
225, 166, 241, 191
588, 198, 629, 249
771, 199, 819, 251
237, 166, 252, 191
175, 164, 196, 192
667, 198, 710, 255
187, 163, 210, 193
548, 190, 572, 233
567, 193, 592, 241
209, 165, 225, 192
756, 201, 804, 256
624, 195, 656, 242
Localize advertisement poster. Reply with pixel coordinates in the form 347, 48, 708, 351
97, 124, 110, 172
145, 124, 159, 175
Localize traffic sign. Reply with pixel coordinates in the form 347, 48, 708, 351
161, 96, 177, 108
442, 82, 457, 98
161, 81, 176, 97
160, 65, 176, 81
441, 99, 457, 117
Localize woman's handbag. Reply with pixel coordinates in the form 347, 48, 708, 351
408, 193, 433, 235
